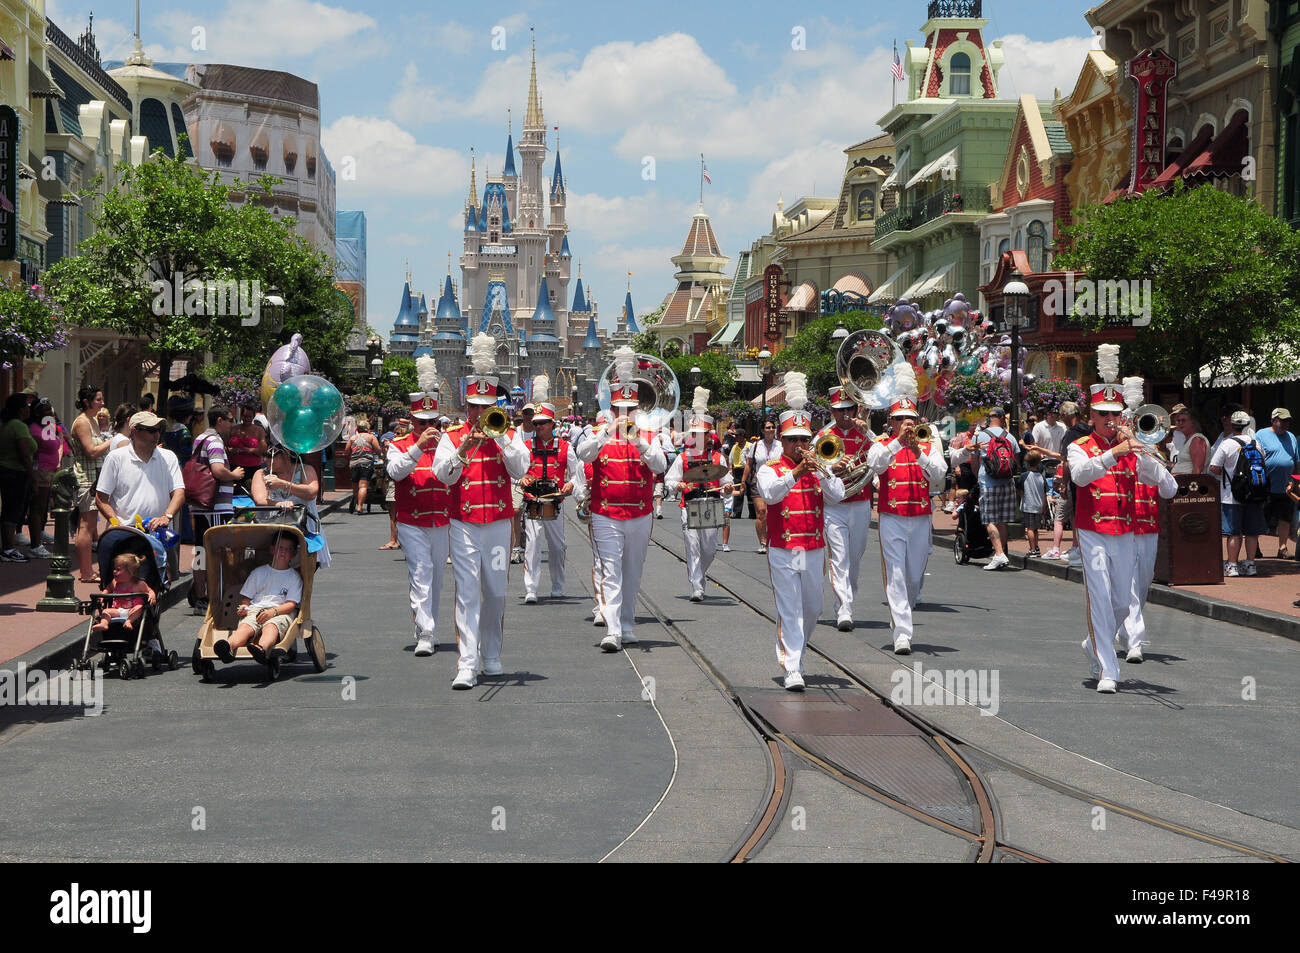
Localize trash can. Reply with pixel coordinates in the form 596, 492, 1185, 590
1154, 473, 1223, 585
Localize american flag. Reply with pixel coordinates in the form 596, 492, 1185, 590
702, 164, 711, 185
891, 49, 905, 81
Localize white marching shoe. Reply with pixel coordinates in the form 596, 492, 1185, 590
481, 658, 504, 676
783, 672, 805, 692
600, 634, 622, 652
689, 589, 703, 602
452, 669, 477, 690
1096, 678, 1118, 694
414, 635, 436, 657
1126, 645, 1144, 664
894, 636, 912, 655
523, 593, 537, 604
837, 616, 853, 632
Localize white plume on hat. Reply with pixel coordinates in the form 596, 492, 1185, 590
1096, 344, 1121, 384
894, 361, 919, 401
532, 373, 550, 403
614, 345, 636, 383
471, 332, 496, 375
693, 386, 710, 414
1122, 376, 1145, 411
416, 355, 438, 394
784, 372, 808, 412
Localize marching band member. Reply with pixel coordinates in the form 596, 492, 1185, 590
756, 372, 845, 691
1070, 347, 1177, 694
576, 348, 667, 652
385, 358, 451, 657
520, 378, 581, 603
1118, 376, 1176, 664
865, 365, 947, 655
432, 334, 530, 689
664, 388, 732, 602
820, 385, 874, 631
578, 411, 611, 626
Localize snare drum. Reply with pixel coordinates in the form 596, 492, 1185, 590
524, 497, 560, 520
686, 496, 726, 530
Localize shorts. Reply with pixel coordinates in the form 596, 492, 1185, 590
1221, 502, 1268, 537
1265, 493, 1295, 530
349, 462, 374, 483
76, 483, 98, 513
1021, 509, 1043, 530
191, 512, 229, 570
385, 481, 396, 503
511, 482, 525, 511
1048, 496, 1067, 526
979, 481, 1018, 524
242, 610, 295, 639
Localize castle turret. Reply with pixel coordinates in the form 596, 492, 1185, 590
389, 280, 421, 358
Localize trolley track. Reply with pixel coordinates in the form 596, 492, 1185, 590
634, 523, 1289, 863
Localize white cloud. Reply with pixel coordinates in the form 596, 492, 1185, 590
322, 116, 467, 199
993, 34, 1096, 102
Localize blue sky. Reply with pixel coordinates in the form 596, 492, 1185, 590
49, 1, 1096, 336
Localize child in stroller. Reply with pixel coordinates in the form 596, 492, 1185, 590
213, 530, 303, 668
952, 485, 994, 565
90, 553, 155, 639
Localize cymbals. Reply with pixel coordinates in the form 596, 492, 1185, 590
682, 462, 728, 482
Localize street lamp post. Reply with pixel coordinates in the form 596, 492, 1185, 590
1002, 269, 1032, 440
571, 384, 578, 418
388, 370, 400, 400
369, 357, 383, 381
831, 321, 849, 344
758, 348, 772, 420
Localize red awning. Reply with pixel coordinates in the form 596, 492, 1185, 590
1183, 110, 1249, 178
1101, 169, 1132, 204
1149, 123, 1215, 188
0, 192, 13, 214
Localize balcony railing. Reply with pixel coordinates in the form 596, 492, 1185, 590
874, 185, 990, 239
928, 0, 981, 18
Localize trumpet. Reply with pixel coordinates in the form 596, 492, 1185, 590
592, 415, 639, 441
815, 432, 844, 467
1118, 404, 1173, 468
481, 407, 510, 439
912, 423, 934, 444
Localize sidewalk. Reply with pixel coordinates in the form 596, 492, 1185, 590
0, 490, 352, 666
929, 507, 1300, 641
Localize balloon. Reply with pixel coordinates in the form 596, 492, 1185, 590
959, 357, 979, 375
260, 333, 313, 411
266, 374, 346, 454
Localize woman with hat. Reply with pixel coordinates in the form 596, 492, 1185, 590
756, 372, 845, 692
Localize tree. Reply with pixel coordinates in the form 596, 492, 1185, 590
1055, 182, 1300, 413
770, 310, 886, 395
665, 351, 737, 405
630, 302, 666, 354
43, 142, 351, 404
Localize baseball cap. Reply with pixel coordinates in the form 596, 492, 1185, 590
129, 411, 165, 430
1271, 407, 1291, 420
1230, 410, 1251, 426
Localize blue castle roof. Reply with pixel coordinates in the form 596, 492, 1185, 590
571, 277, 588, 313
411, 345, 433, 358
624, 291, 639, 333
390, 331, 419, 343
529, 278, 560, 342
559, 233, 572, 258
550, 150, 565, 202
464, 205, 479, 232
504, 133, 517, 177
393, 281, 419, 327
417, 293, 429, 317
480, 181, 511, 235
435, 274, 460, 323
583, 312, 600, 349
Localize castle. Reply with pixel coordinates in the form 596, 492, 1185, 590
389, 37, 641, 412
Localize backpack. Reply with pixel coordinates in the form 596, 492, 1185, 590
163, 423, 192, 465
182, 433, 217, 508
982, 431, 1016, 480
1229, 437, 1269, 504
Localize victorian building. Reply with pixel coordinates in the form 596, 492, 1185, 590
657, 204, 730, 355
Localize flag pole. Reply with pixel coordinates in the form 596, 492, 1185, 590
892, 40, 897, 110
699, 154, 704, 206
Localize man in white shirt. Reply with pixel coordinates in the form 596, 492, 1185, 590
1210, 410, 1267, 576
95, 411, 185, 533
1031, 411, 1066, 457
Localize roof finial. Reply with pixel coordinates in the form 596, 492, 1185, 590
447, 251, 452, 275
468, 148, 478, 206
507, 107, 511, 137
526, 28, 543, 129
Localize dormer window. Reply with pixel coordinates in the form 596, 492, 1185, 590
950, 53, 971, 96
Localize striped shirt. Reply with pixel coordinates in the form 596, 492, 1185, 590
194, 429, 235, 513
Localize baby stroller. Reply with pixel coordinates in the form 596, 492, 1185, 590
953, 483, 994, 565
74, 525, 179, 678
190, 510, 326, 682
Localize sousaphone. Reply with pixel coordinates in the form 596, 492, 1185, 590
597, 353, 680, 433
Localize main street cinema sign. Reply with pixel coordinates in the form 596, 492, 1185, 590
0, 105, 17, 261
1125, 48, 1177, 193
764, 264, 784, 343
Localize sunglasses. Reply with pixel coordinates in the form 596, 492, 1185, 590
136, 426, 162, 434
1097, 410, 1123, 417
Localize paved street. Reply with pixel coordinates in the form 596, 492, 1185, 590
1, 503, 1296, 862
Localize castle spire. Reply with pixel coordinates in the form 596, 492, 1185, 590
467, 149, 478, 207
525, 29, 543, 130
504, 110, 517, 177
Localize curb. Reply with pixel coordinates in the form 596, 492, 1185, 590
931, 528, 1300, 643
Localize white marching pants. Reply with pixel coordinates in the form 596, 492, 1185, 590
587, 519, 604, 619
1078, 529, 1136, 682
396, 521, 450, 640
1122, 532, 1159, 650
524, 515, 566, 596
768, 546, 825, 676
878, 513, 931, 644
825, 500, 871, 620
448, 519, 511, 673
679, 508, 720, 594
591, 512, 652, 638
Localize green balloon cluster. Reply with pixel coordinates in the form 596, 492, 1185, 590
269, 375, 345, 454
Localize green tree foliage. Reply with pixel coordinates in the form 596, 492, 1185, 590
356, 355, 419, 400
1055, 183, 1300, 411
629, 302, 665, 355
664, 351, 737, 405
770, 310, 886, 395
43, 142, 352, 403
